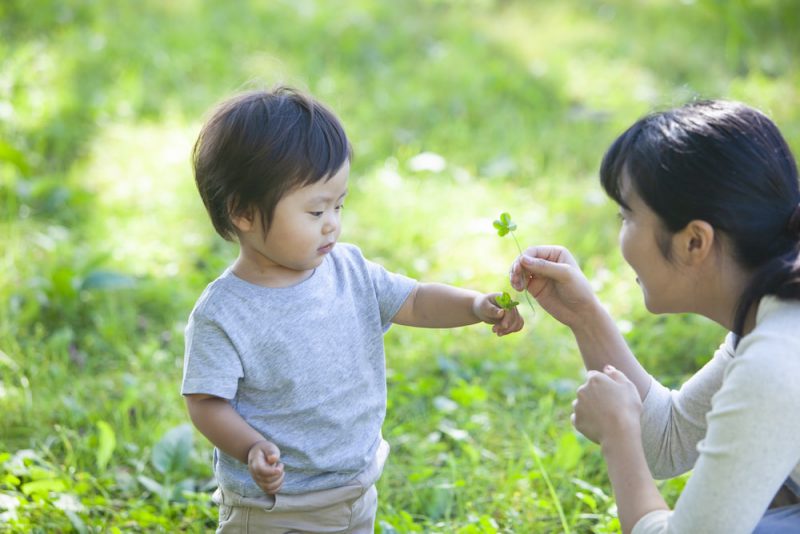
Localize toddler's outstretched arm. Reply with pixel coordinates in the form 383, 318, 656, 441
392, 283, 523, 336
185, 394, 285, 494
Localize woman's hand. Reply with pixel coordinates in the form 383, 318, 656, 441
572, 365, 643, 446
509, 245, 600, 328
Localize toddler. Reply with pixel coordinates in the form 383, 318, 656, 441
182, 86, 523, 533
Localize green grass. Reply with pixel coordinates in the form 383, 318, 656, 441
1, 0, 796, 531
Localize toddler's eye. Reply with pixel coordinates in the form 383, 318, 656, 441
335, 204, 344, 211
309, 211, 323, 217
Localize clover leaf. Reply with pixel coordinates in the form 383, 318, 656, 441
496, 291, 520, 310
493, 212, 517, 237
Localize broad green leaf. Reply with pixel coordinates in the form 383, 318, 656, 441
0, 140, 31, 174
151, 424, 193, 474
21, 478, 66, 496
553, 432, 583, 471
28, 465, 57, 480
450, 381, 488, 407
80, 270, 137, 291
3, 473, 21, 486
137, 475, 164, 494
95, 420, 116, 471
65, 510, 89, 534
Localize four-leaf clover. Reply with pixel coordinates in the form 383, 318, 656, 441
493, 212, 517, 237
493, 212, 535, 316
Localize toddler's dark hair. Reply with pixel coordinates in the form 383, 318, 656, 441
600, 100, 800, 337
193, 86, 352, 241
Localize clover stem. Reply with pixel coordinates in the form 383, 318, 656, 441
510, 231, 536, 316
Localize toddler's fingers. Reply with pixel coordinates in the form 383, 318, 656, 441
260, 442, 281, 462
249, 448, 269, 474
257, 470, 284, 494
263, 481, 282, 494
252, 463, 283, 487
480, 297, 505, 323
497, 311, 514, 331
263, 463, 284, 480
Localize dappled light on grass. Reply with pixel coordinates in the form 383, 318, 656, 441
77, 120, 208, 278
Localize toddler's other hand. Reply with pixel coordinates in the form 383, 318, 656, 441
474, 293, 524, 336
247, 440, 285, 495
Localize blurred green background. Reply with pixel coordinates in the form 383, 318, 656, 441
1, 0, 798, 531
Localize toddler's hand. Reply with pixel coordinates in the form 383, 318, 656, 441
247, 440, 285, 495
473, 293, 524, 336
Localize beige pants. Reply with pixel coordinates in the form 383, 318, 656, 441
213, 440, 388, 534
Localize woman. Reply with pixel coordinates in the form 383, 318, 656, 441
511, 100, 800, 533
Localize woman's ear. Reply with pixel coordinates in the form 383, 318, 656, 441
676, 219, 715, 265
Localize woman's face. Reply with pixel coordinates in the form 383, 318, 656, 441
618, 174, 684, 314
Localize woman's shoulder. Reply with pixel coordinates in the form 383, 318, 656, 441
752, 296, 800, 342
731, 296, 800, 386
752, 296, 800, 352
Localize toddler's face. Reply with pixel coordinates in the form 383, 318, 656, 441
255, 161, 350, 276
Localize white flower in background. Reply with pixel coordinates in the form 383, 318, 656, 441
408, 152, 446, 173
53, 493, 84, 513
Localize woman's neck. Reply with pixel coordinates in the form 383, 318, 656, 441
693, 259, 754, 333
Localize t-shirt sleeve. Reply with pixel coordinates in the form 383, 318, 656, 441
181, 311, 243, 399
363, 256, 417, 329
633, 329, 800, 534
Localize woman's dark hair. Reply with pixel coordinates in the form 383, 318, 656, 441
600, 100, 800, 337
193, 86, 352, 241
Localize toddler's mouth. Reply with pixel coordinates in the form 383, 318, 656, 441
318, 242, 335, 254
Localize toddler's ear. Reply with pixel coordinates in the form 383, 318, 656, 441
230, 206, 257, 233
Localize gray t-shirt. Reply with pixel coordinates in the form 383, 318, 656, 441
181, 243, 416, 496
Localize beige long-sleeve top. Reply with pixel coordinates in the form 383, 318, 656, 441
633, 296, 800, 534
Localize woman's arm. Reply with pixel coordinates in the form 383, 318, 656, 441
573, 367, 669, 533
574, 305, 800, 533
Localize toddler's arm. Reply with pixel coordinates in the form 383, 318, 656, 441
185, 393, 284, 494
392, 283, 523, 336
